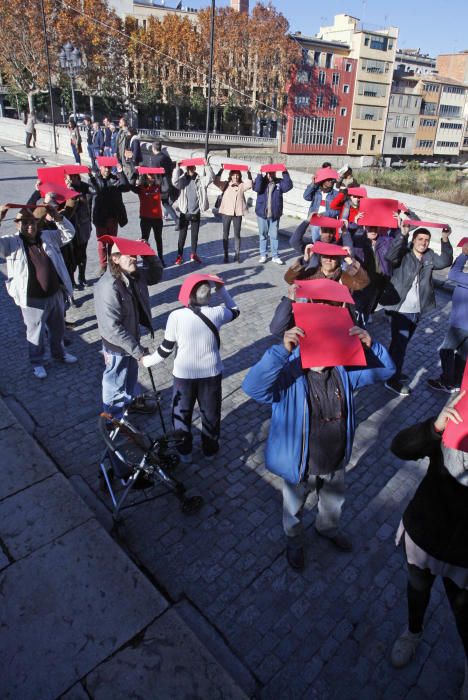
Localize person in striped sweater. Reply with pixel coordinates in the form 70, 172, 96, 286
143, 274, 239, 462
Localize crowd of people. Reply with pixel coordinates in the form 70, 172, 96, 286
0, 145, 467, 697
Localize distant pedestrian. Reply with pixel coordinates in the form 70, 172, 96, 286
214, 168, 252, 263
25, 112, 36, 148
83, 116, 94, 167
253, 167, 293, 265
102, 116, 113, 157
110, 123, 118, 158
91, 121, 104, 171
116, 117, 128, 170
123, 126, 142, 178
68, 118, 82, 164
172, 161, 214, 265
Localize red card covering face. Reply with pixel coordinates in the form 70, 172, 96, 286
292, 303, 366, 368
38, 182, 79, 204
457, 237, 468, 247
63, 165, 89, 175
405, 220, 448, 229
137, 166, 165, 175
311, 241, 348, 257
178, 273, 224, 307
295, 279, 354, 305
37, 166, 66, 185
96, 156, 119, 168
310, 214, 343, 229
179, 158, 206, 167
359, 198, 400, 228
348, 186, 367, 198
314, 167, 340, 184
260, 163, 286, 173
98, 235, 156, 256
222, 163, 249, 171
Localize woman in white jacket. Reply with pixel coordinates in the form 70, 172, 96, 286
214, 168, 252, 263
172, 162, 214, 265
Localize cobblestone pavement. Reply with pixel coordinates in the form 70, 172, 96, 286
0, 150, 463, 699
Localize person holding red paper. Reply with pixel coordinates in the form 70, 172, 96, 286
0, 204, 77, 380
214, 168, 252, 263
93, 236, 163, 418
427, 240, 468, 393
62, 171, 92, 289
351, 226, 395, 327
254, 168, 293, 264
142, 274, 239, 462
243, 311, 394, 571
126, 170, 165, 266
171, 160, 214, 265
388, 390, 468, 697
303, 166, 340, 243
330, 186, 367, 228
89, 163, 130, 273
381, 222, 453, 396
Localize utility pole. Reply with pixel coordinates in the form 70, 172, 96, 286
204, 0, 215, 160
39, 0, 58, 153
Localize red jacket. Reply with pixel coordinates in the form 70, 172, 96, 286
137, 184, 162, 219
330, 191, 360, 224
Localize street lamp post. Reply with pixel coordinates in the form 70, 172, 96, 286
204, 0, 215, 160
59, 42, 82, 121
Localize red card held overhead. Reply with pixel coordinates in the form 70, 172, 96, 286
38, 182, 79, 204
37, 166, 66, 185
405, 220, 448, 229
295, 279, 354, 305
63, 165, 89, 175
314, 167, 339, 184
358, 198, 400, 229
178, 273, 224, 307
347, 186, 367, 198
457, 237, 468, 247
221, 163, 249, 171
310, 214, 344, 229
311, 241, 348, 257
260, 163, 286, 173
98, 235, 156, 257
179, 158, 206, 167
292, 303, 366, 369
136, 166, 165, 175
96, 156, 119, 168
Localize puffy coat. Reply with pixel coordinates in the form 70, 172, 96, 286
254, 172, 293, 221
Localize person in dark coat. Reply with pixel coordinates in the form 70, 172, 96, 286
253, 169, 293, 265
389, 390, 468, 699
352, 227, 395, 327
89, 165, 129, 273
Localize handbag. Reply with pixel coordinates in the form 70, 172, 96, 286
189, 305, 220, 348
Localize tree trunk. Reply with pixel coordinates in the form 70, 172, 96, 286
175, 105, 180, 131
89, 95, 95, 121
213, 107, 218, 134
250, 109, 256, 136
27, 91, 36, 112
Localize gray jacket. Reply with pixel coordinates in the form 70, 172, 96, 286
94, 256, 163, 359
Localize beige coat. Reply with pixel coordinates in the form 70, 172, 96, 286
214, 177, 252, 216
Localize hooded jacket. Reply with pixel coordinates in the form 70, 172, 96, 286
254, 173, 293, 221
172, 165, 214, 214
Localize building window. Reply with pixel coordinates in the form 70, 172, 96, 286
357, 134, 363, 150
358, 81, 387, 98
421, 102, 437, 115
403, 116, 408, 127
314, 51, 321, 65
345, 62, 353, 72
442, 85, 464, 94
417, 139, 433, 148
364, 36, 370, 46
392, 136, 407, 148
316, 94, 324, 108
436, 140, 459, 147
332, 73, 340, 85
318, 71, 326, 85
340, 107, 347, 116
439, 122, 463, 129
343, 84, 350, 94
370, 134, 376, 150
423, 83, 438, 92
291, 115, 335, 146
325, 53, 333, 68
294, 96, 310, 107
296, 70, 310, 83
439, 104, 462, 117
355, 105, 383, 121
411, 119, 415, 127
361, 58, 388, 74
370, 35, 388, 51
329, 95, 338, 109
398, 96, 403, 107
420, 118, 436, 127
337, 137, 344, 146
463, 137, 468, 146
395, 115, 400, 127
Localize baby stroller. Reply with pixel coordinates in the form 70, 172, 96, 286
98, 390, 203, 522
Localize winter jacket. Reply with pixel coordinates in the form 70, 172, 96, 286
0, 217, 75, 307
303, 183, 339, 218
92, 129, 104, 154
392, 419, 468, 567
149, 150, 173, 178
172, 165, 214, 214
94, 256, 163, 360
290, 222, 354, 260
126, 135, 142, 166
214, 175, 252, 216
330, 190, 360, 224
62, 181, 92, 245
89, 172, 129, 227
130, 179, 163, 219
254, 173, 293, 221
448, 253, 468, 330
352, 233, 393, 280
243, 342, 394, 484
380, 231, 453, 313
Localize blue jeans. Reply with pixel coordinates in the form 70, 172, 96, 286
257, 217, 279, 257
104, 146, 112, 157
87, 144, 97, 171
388, 312, 420, 381
102, 350, 139, 417
162, 200, 178, 225
71, 143, 81, 164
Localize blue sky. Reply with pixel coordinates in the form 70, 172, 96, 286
189, 0, 468, 57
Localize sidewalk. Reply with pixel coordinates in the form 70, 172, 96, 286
0, 396, 250, 699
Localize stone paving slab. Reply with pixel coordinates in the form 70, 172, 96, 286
0, 518, 168, 700
0, 421, 56, 501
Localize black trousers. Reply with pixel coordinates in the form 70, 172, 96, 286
388, 312, 420, 380
140, 217, 163, 259
172, 374, 222, 456
222, 215, 242, 241
178, 213, 201, 256
406, 562, 468, 659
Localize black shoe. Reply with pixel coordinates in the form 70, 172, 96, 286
315, 528, 353, 552
427, 378, 457, 394
385, 379, 411, 397
128, 395, 158, 414
286, 543, 305, 571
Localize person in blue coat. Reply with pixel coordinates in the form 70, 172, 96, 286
428, 241, 468, 392
253, 169, 293, 265
243, 322, 394, 571
303, 166, 340, 242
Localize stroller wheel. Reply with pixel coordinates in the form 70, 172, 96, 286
181, 495, 204, 515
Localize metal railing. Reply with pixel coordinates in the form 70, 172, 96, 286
137, 128, 277, 146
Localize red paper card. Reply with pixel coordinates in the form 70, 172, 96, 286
178, 273, 224, 307
98, 235, 156, 256
312, 241, 348, 257
310, 214, 344, 229
4, 203, 37, 209
457, 237, 468, 247
222, 163, 249, 171
314, 167, 339, 184
137, 166, 165, 174
347, 186, 367, 198
96, 156, 119, 167
179, 158, 206, 167
359, 198, 400, 228
295, 279, 354, 305
260, 163, 286, 173
292, 303, 366, 368
38, 182, 79, 204
405, 220, 448, 229
63, 165, 89, 175
37, 166, 66, 185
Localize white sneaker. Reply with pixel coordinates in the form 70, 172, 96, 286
33, 365, 47, 380
272, 257, 284, 265
62, 352, 78, 364
390, 627, 422, 668
258, 256, 267, 264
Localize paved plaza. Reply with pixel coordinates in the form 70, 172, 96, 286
0, 149, 464, 698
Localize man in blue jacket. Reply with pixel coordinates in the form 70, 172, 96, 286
253, 169, 293, 265
427, 240, 468, 392
303, 166, 340, 242
243, 323, 394, 571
